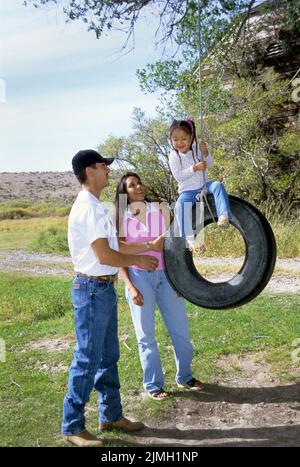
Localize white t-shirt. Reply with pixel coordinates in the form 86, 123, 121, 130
169, 146, 213, 194
68, 190, 119, 276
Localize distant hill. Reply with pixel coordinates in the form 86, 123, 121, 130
0, 172, 80, 203
0, 170, 123, 203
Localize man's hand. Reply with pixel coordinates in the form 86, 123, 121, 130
193, 161, 207, 172
136, 255, 159, 271
129, 286, 144, 306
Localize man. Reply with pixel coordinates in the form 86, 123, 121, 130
62, 149, 161, 447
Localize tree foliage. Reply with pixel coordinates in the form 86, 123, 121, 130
188, 70, 300, 216
137, 0, 300, 95
98, 108, 177, 203
24, 0, 261, 46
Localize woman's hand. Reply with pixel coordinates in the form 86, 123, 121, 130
199, 141, 209, 157
150, 234, 165, 252
193, 161, 207, 172
129, 286, 144, 306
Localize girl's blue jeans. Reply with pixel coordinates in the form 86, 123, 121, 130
61, 276, 122, 435
126, 269, 194, 393
175, 180, 233, 241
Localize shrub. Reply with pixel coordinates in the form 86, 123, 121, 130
0, 199, 71, 220
27, 226, 69, 254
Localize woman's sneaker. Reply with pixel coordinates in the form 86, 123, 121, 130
217, 215, 229, 228
177, 378, 205, 391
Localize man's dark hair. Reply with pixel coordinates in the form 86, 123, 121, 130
75, 163, 97, 184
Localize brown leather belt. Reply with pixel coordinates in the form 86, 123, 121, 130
76, 273, 118, 283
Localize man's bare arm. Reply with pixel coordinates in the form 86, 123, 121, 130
118, 236, 164, 254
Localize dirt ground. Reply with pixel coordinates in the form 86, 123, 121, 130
22, 337, 300, 447
0, 251, 299, 294
25, 337, 300, 447
127, 352, 300, 447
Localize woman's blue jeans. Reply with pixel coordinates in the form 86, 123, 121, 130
175, 181, 233, 241
126, 269, 194, 393
61, 276, 122, 435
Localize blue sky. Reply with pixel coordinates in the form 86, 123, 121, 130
0, 0, 169, 172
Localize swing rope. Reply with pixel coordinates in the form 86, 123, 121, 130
195, 0, 216, 224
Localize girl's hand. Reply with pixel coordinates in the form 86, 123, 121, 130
199, 141, 209, 157
129, 286, 144, 306
193, 161, 207, 172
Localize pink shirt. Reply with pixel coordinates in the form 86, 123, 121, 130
124, 202, 165, 270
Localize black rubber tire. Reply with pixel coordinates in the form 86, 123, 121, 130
164, 195, 277, 310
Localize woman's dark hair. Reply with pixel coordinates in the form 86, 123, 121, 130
169, 119, 199, 164
114, 172, 151, 235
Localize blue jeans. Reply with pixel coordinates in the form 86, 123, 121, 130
126, 269, 193, 393
175, 180, 233, 240
61, 276, 122, 435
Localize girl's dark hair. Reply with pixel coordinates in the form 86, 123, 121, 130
169, 119, 199, 163
114, 172, 151, 235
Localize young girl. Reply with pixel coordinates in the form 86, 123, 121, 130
169, 119, 232, 247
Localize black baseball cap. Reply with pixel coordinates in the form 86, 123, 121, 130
72, 149, 114, 175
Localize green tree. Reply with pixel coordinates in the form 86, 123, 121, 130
137, 0, 300, 96
201, 70, 300, 216
98, 108, 177, 203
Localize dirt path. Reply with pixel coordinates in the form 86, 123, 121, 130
128, 352, 300, 447
0, 251, 299, 294
23, 336, 300, 446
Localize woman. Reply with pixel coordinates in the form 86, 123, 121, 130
115, 172, 204, 400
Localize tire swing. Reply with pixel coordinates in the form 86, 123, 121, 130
163, 195, 277, 310
164, 0, 276, 309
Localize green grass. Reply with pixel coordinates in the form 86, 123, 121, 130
0, 217, 68, 251
200, 218, 299, 258
0, 272, 72, 322
28, 226, 68, 254
0, 215, 299, 257
0, 270, 299, 446
271, 220, 300, 258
